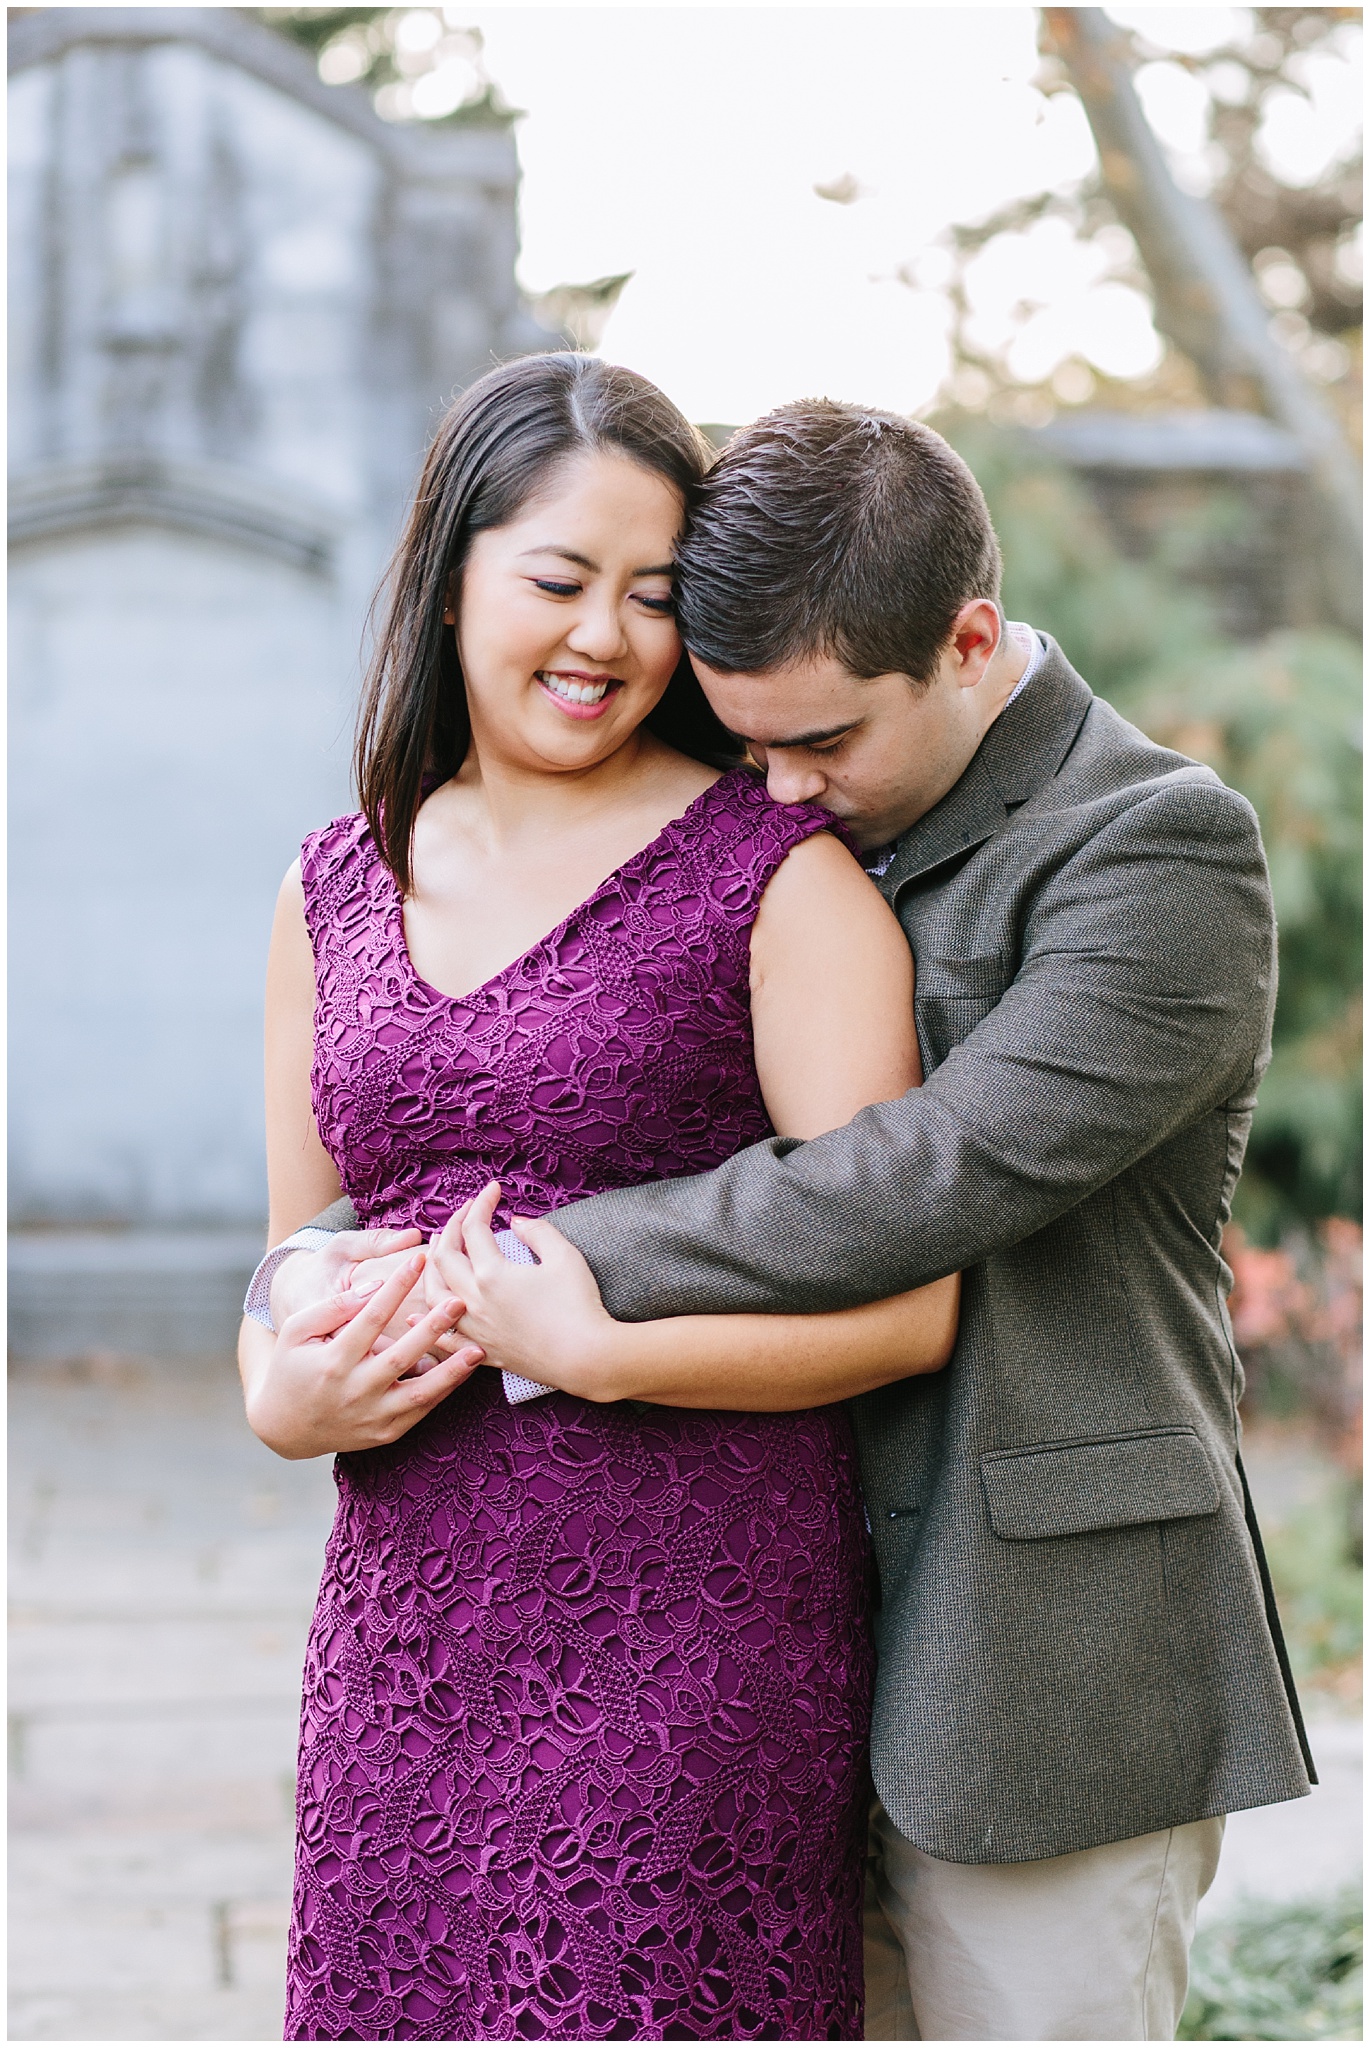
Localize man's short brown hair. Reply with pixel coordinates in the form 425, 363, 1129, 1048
676, 401, 1003, 685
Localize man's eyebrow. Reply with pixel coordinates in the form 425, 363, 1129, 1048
745, 720, 863, 749
517, 546, 675, 576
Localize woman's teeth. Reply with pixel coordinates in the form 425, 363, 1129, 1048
539, 673, 611, 705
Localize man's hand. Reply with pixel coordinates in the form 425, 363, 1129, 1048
243, 1254, 485, 1459
269, 1227, 424, 1341
424, 1183, 626, 1400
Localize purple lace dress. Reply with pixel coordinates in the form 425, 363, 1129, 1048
285, 771, 874, 2042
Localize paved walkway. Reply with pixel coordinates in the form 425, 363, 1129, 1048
1199, 1716, 1362, 1924
8, 1355, 1362, 2040
10, 1353, 334, 2040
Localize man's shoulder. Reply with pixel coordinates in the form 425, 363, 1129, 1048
970, 658, 1270, 929
1069, 687, 1202, 782
1039, 681, 1260, 849
989, 636, 1254, 834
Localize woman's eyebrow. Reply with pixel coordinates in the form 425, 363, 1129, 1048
517, 546, 675, 576
519, 545, 598, 571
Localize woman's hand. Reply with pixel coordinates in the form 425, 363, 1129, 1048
424, 1182, 626, 1401
268, 1227, 423, 1334
335, 1243, 435, 1353
241, 1254, 485, 1458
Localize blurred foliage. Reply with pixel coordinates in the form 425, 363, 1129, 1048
1229, 1220, 1363, 1459
941, 417, 1361, 1235
945, 418, 1217, 696
1147, 8, 1363, 341
257, 7, 513, 125
1179, 1886, 1363, 2039
1124, 637, 1362, 1228
931, 8, 1361, 440
1228, 1217, 1361, 1703
258, 6, 380, 54
1261, 1473, 1363, 1699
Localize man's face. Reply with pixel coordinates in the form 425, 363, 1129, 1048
693, 605, 1011, 851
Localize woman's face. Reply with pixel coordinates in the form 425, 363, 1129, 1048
452, 449, 686, 776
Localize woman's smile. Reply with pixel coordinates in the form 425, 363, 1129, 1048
536, 668, 624, 717
451, 449, 685, 768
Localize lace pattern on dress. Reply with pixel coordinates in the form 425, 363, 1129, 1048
285, 771, 874, 2040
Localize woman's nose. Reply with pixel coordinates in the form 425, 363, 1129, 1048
566, 599, 628, 661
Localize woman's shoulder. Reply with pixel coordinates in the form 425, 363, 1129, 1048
299, 807, 380, 901
694, 767, 856, 859
664, 769, 857, 924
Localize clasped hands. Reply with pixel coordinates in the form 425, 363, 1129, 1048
257, 1185, 622, 1457
423, 1185, 618, 1394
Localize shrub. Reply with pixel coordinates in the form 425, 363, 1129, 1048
1179, 1887, 1363, 2040
1228, 1221, 1364, 1465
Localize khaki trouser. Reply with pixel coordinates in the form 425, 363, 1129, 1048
864, 1794, 1225, 2040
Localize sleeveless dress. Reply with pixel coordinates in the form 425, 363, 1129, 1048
284, 771, 874, 2042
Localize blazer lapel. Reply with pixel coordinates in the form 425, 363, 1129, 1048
878, 750, 1009, 895
879, 638, 1094, 895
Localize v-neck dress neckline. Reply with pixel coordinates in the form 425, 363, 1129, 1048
389, 776, 726, 1009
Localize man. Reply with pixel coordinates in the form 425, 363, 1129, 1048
255, 401, 1313, 2040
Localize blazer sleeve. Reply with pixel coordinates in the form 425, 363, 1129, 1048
552, 779, 1278, 1319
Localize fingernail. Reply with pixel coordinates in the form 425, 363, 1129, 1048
352, 1270, 385, 1297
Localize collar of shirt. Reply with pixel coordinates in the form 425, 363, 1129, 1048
1001, 619, 1045, 710
861, 623, 1044, 878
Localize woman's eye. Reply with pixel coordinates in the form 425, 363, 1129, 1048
636, 594, 675, 614
533, 579, 580, 597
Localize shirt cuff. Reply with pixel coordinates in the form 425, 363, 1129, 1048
495, 1228, 554, 1405
242, 1227, 339, 1331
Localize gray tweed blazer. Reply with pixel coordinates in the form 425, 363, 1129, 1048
550, 639, 1314, 1862
313, 640, 1313, 1862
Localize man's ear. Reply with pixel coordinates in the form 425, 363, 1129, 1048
946, 599, 1002, 688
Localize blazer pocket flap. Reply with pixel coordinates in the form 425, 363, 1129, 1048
980, 1428, 1220, 1540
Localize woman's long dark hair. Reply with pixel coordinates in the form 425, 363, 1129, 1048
356, 353, 739, 890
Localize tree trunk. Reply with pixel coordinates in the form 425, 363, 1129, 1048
1040, 6, 1361, 634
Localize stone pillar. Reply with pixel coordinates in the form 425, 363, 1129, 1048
7, 9, 560, 1346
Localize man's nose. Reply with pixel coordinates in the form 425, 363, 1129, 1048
764, 755, 828, 807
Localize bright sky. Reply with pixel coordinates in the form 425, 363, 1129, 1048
445, 5, 1361, 423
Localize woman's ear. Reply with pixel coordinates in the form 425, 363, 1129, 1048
442, 571, 458, 627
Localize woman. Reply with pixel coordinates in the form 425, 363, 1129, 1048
240, 353, 958, 2042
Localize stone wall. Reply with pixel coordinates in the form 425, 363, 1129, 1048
8, 9, 558, 1248
1032, 409, 1315, 642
